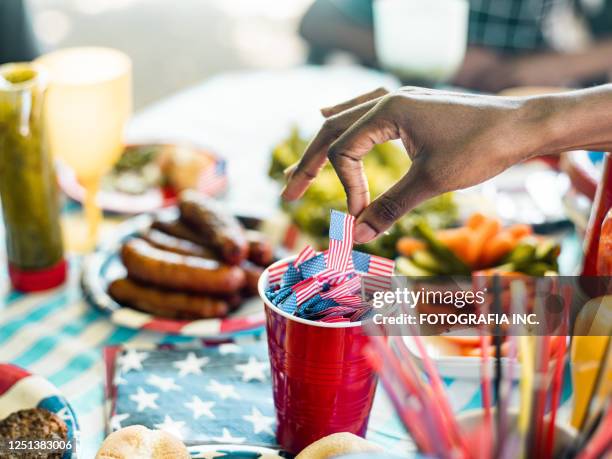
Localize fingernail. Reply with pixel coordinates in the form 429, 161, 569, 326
354, 222, 377, 243
283, 165, 295, 177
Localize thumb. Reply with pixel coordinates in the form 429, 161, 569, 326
353, 163, 438, 243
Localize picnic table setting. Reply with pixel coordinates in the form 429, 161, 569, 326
0, 40, 611, 459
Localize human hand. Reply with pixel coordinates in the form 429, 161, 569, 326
281, 87, 546, 243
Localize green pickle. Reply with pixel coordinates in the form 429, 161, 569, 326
0, 63, 64, 273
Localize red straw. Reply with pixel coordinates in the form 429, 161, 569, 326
385, 338, 453, 458
532, 334, 551, 457
479, 333, 494, 459
576, 403, 612, 459
364, 340, 435, 454
542, 286, 571, 459
404, 324, 470, 459
477, 276, 493, 459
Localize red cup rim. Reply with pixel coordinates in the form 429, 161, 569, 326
258, 256, 364, 329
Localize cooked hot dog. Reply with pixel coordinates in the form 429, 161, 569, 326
151, 218, 207, 246
245, 230, 274, 267
121, 238, 245, 294
108, 277, 231, 319
179, 191, 248, 265
142, 228, 215, 258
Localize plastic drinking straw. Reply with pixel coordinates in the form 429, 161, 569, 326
492, 276, 503, 456
478, 279, 493, 459
566, 336, 612, 458
543, 285, 570, 459
518, 334, 535, 459
363, 344, 434, 454
395, 338, 469, 459
532, 334, 551, 457
575, 403, 612, 459
478, 332, 494, 458
579, 336, 612, 433
389, 336, 456, 459
498, 280, 525, 458
367, 335, 450, 456
403, 320, 470, 458
497, 333, 517, 453
499, 280, 530, 459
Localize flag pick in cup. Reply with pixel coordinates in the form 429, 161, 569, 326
265, 210, 395, 321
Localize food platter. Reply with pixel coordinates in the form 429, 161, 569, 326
0, 363, 80, 458
82, 207, 273, 338
58, 143, 227, 214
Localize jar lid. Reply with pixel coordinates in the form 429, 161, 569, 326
8, 259, 68, 292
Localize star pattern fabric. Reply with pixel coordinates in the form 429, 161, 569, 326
111, 344, 277, 447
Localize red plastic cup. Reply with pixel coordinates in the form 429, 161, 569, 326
259, 257, 378, 455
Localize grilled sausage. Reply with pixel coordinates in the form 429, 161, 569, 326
179, 191, 248, 265
108, 278, 231, 319
121, 238, 245, 294
142, 228, 215, 258
151, 218, 208, 246
245, 230, 274, 267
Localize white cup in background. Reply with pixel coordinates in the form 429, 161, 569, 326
373, 0, 469, 83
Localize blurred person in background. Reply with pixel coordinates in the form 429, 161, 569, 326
300, 0, 612, 92
0, 0, 39, 64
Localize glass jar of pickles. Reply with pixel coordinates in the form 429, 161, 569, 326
0, 63, 66, 291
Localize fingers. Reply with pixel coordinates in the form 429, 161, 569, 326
281, 98, 380, 201
321, 87, 389, 118
354, 162, 437, 243
327, 97, 400, 215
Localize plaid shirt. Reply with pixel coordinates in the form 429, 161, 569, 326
468, 0, 612, 52
468, 0, 554, 51
330, 0, 612, 54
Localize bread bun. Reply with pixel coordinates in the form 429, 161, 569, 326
96, 425, 190, 459
295, 432, 382, 459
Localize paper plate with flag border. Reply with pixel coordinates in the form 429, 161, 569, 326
0, 363, 80, 458
81, 207, 278, 338
58, 142, 228, 215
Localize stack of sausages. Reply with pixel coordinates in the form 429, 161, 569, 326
108, 191, 273, 320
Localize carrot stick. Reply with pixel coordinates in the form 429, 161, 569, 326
506, 224, 533, 240
468, 217, 502, 267
436, 228, 472, 263
396, 237, 426, 256
464, 231, 482, 267
467, 213, 487, 229
437, 228, 471, 247
480, 231, 517, 267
